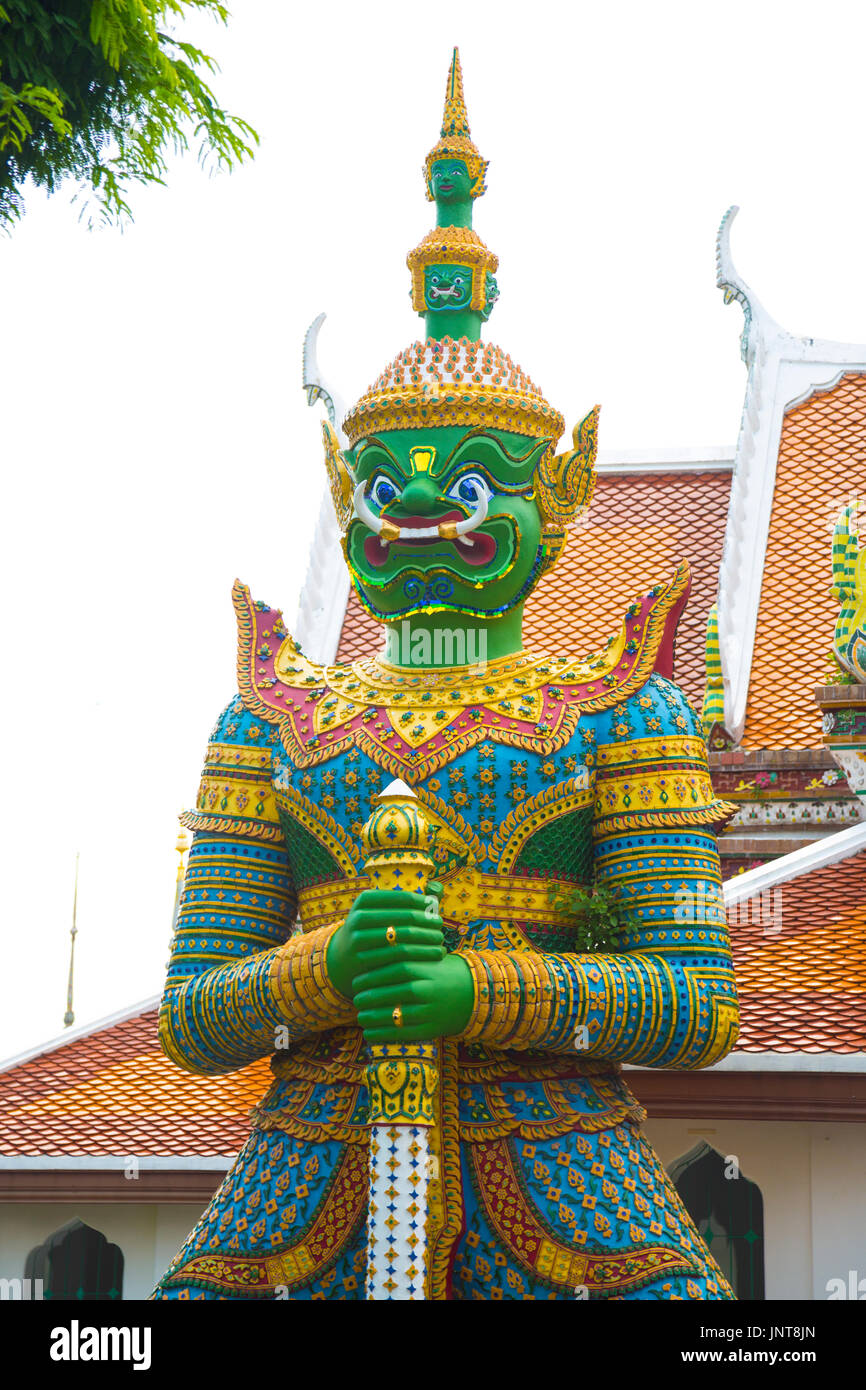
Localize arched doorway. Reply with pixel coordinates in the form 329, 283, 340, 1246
668, 1142, 765, 1300
25, 1219, 124, 1301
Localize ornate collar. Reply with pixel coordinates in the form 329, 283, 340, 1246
231, 566, 690, 781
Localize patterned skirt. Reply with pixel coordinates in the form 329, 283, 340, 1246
152, 1076, 734, 1301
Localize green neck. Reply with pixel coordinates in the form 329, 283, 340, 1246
382, 604, 525, 669
435, 199, 473, 229
424, 307, 482, 341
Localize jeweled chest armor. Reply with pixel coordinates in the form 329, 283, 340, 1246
274, 731, 595, 955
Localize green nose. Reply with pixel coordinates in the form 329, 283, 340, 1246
400, 474, 441, 514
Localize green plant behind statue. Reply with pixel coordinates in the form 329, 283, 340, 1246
0, 0, 257, 230
547, 881, 637, 953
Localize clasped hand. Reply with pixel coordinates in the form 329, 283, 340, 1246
326, 888, 473, 1043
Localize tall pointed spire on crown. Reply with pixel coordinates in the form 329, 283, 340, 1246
441, 48, 470, 139
343, 48, 568, 450
424, 47, 488, 202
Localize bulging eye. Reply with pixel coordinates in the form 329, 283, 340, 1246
447, 472, 492, 506
453, 276, 464, 287
369, 475, 399, 509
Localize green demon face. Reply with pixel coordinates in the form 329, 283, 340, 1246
344, 425, 550, 620
482, 272, 499, 322
428, 158, 473, 204
424, 264, 473, 312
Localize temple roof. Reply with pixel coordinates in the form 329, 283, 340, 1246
723, 825, 866, 1053
0, 1006, 267, 1158
714, 207, 866, 748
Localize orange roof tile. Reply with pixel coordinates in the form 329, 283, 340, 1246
743, 371, 866, 749
0, 1011, 269, 1157
729, 850, 866, 1052
337, 471, 732, 714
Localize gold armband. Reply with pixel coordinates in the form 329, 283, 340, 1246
455, 949, 557, 1050
269, 923, 355, 1033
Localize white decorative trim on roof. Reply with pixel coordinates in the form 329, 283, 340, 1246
0, 1156, 234, 1170
626, 1051, 866, 1075
723, 821, 866, 904
293, 485, 352, 664
596, 447, 734, 475
726, 798, 862, 831
0, 997, 160, 1075
294, 313, 353, 664
832, 750, 866, 812
301, 313, 348, 446
716, 206, 866, 744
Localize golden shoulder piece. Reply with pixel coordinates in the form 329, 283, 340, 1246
273, 633, 328, 688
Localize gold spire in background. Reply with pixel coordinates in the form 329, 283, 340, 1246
63, 853, 79, 1028
167, 822, 190, 967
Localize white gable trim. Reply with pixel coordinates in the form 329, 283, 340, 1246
715, 207, 866, 743
0, 997, 160, 1075
626, 1052, 866, 1075
293, 484, 352, 665
0, 1156, 234, 1171
596, 447, 734, 475
295, 313, 353, 664
723, 821, 866, 903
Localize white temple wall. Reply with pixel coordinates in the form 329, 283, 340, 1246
645, 1117, 866, 1301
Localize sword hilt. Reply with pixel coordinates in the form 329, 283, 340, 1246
360, 779, 441, 1300
360, 779, 440, 1125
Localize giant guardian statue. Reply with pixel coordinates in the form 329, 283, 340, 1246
153, 52, 739, 1301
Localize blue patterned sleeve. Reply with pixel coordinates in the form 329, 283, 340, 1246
458, 677, 740, 1067
157, 698, 353, 1076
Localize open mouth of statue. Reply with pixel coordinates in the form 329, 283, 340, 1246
363, 511, 498, 569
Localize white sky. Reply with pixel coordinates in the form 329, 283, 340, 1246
2, 0, 866, 1061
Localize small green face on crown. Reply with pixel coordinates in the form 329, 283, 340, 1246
428, 158, 473, 205
422, 265, 499, 323
344, 425, 549, 620
424, 264, 472, 312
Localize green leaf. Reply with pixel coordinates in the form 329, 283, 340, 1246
0, 0, 258, 231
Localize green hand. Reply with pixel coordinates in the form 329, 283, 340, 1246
354, 952, 473, 1044
326, 888, 446, 1001
326, 885, 474, 1042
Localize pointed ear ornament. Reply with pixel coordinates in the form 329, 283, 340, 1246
536, 405, 600, 527
535, 405, 600, 574
321, 420, 356, 532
